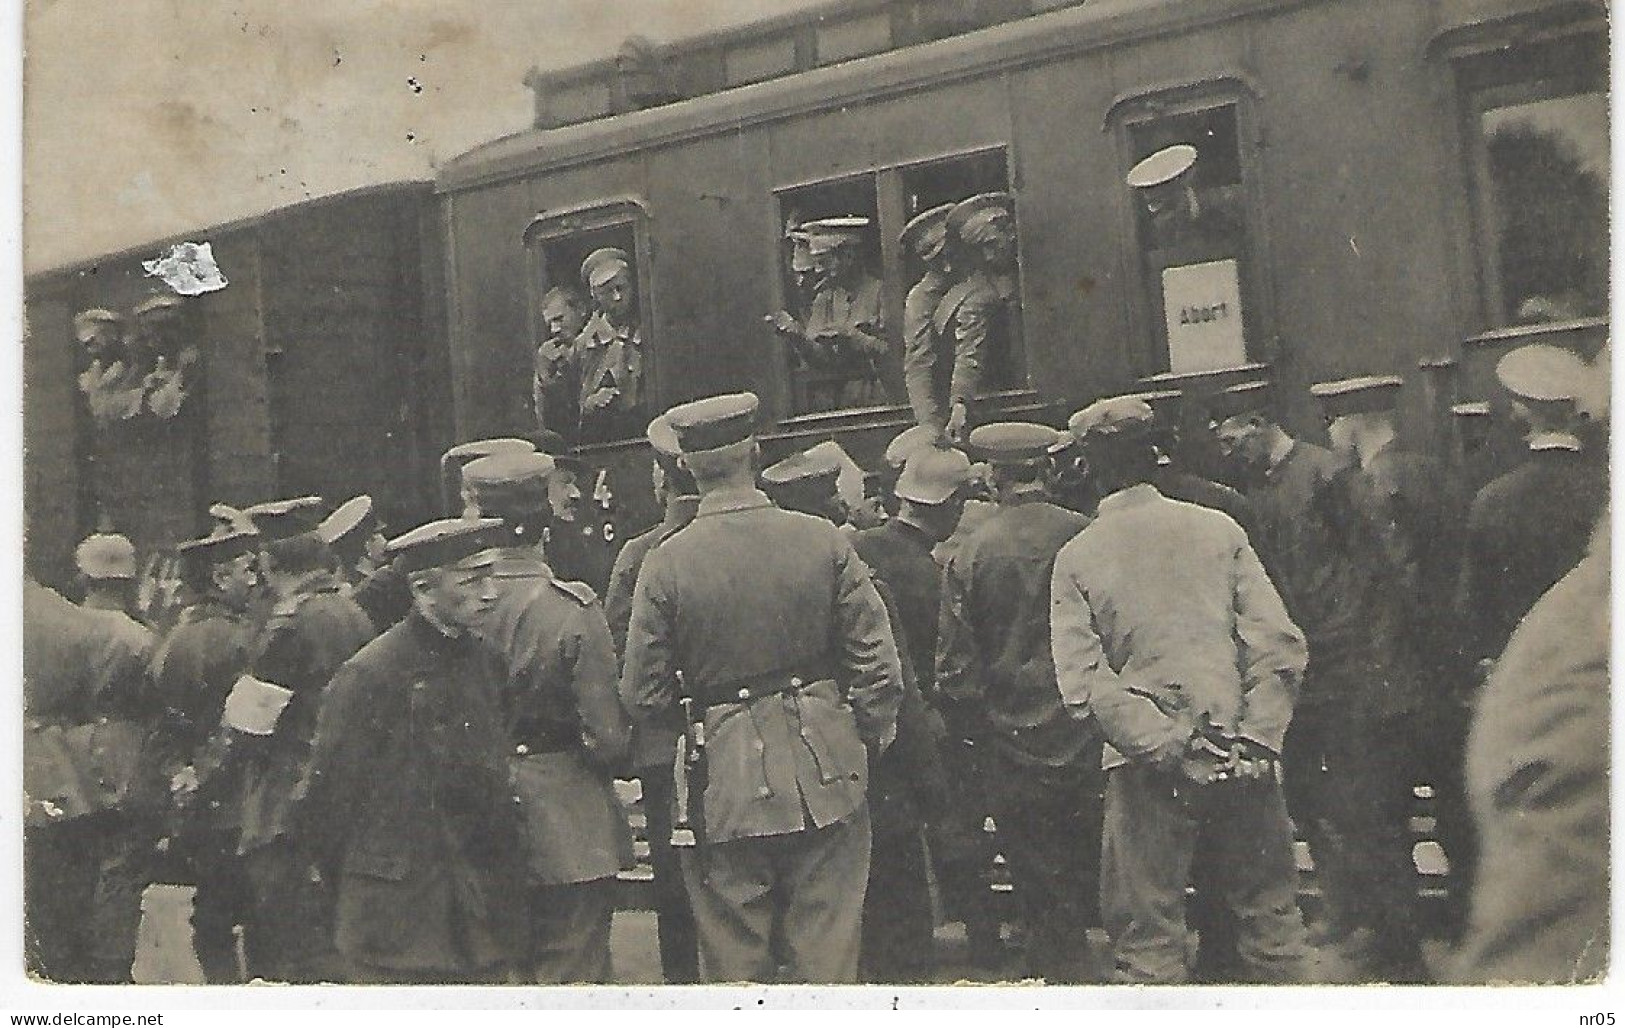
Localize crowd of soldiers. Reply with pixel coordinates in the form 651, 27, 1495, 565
23, 315, 1607, 986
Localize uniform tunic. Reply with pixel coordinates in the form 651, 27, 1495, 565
935, 491, 1100, 982
480, 548, 633, 886
573, 312, 644, 439
230, 574, 373, 981
935, 494, 1093, 769
296, 612, 529, 979
1456, 444, 1606, 664
853, 517, 945, 697
149, 597, 262, 983
902, 269, 952, 429
622, 485, 903, 982
800, 273, 887, 410
605, 493, 704, 983
934, 269, 1018, 412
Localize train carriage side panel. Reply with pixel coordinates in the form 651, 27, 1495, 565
444, 179, 538, 444
196, 232, 277, 513
1243, 0, 1475, 438
22, 288, 83, 591
1008, 47, 1130, 402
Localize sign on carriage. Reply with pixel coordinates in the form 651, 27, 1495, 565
1162, 258, 1246, 374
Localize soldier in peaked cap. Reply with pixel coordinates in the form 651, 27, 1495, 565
441, 438, 536, 517
851, 441, 998, 971
1456, 345, 1607, 670
1215, 382, 1427, 977
621, 392, 903, 983
936, 421, 1102, 982
150, 528, 264, 982
460, 449, 633, 984
317, 496, 385, 589
1127, 143, 1243, 256
294, 518, 530, 983
574, 247, 645, 442
767, 217, 888, 412
225, 495, 374, 982
761, 445, 847, 523
938, 193, 1020, 441
1051, 393, 1311, 985
900, 202, 959, 431
605, 410, 702, 983
768, 442, 947, 983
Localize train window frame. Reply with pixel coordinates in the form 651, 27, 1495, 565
771, 143, 1032, 430
521, 196, 656, 448
1104, 78, 1273, 381
1448, 25, 1608, 333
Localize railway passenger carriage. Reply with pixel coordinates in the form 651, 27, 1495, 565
438, 0, 1608, 558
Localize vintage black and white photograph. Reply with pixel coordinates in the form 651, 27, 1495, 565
15, 0, 1613, 1000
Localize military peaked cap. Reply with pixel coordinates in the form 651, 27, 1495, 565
667, 392, 760, 454
1205, 380, 1275, 425
1310, 375, 1405, 418
580, 247, 631, 288
243, 496, 325, 542
895, 445, 973, 505
1126, 144, 1198, 189
948, 193, 1015, 247
317, 496, 378, 549
386, 518, 507, 575
1496, 344, 1590, 404
462, 451, 556, 518
900, 203, 955, 262
966, 422, 1061, 465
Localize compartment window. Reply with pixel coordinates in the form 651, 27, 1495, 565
1458, 32, 1608, 327
770, 175, 891, 416
1114, 94, 1262, 377
523, 200, 651, 445
768, 146, 1021, 427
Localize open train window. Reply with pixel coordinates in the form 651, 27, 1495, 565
770, 175, 895, 416
891, 148, 1026, 414
1110, 87, 1264, 379
523, 198, 653, 446
1455, 31, 1607, 328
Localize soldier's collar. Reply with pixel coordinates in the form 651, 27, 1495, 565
1096, 482, 1162, 517
696, 486, 773, 518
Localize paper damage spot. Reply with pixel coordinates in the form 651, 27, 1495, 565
142, 242, 229, 296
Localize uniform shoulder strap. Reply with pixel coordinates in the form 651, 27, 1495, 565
548, 577, 597, 607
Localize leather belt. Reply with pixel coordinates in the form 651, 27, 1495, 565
688, 661, 836, 711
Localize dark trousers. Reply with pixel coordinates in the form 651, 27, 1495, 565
681, 806, 870, 984
242, 840, 343, 983
987, 755, 1101, 984
860, 815, 935, 982
528, 878, 615, 984
1282, 703, 1425, 976
641, 767, 700, 983
25, 816, 146, 983
1102, 763, 1311, 984
189, 842, 254, 984
929, 739, 1001, 962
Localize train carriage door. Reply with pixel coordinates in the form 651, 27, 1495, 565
522, 198, 654, 591
522, 198, 654, 448
1108, 84, 1268, 381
